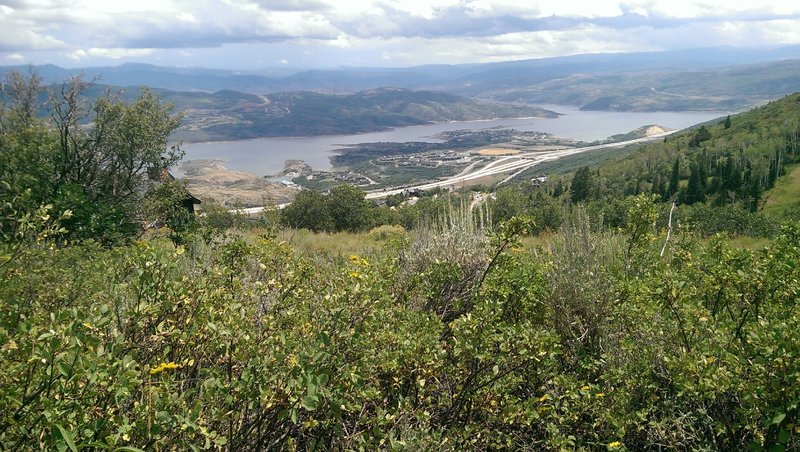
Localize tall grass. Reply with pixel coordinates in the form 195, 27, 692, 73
546, 208, 626, 363
397, 198, 494, 320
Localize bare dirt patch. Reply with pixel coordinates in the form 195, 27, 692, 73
643, 125, 668, 136
478, 148, 521, 156
180, 159, 298, 207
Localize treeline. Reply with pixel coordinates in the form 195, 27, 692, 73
580, 95, 800, 210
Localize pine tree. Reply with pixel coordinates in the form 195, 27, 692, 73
668, 157, 680, 197
570, 167, 593, 203
724, 115, 732, 129
685, 162, 706, 205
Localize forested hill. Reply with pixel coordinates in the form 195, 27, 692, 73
586, 92, 800, 211
169, 87, 557, 141
490, 92, 799, 238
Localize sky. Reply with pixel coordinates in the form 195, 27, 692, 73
2, 0, 800, 70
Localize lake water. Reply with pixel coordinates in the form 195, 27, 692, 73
180, 105, 727, 176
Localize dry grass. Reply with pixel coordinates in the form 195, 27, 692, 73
478, 148, 520, 156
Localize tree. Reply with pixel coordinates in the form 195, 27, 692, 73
724, 115, 732, 129
688, 125, 711, 147
327, 184, 373, 232
280, 189, 331, 231
492, 185, 530, 222
570, 166, 593, 203
0, 70, 42, 132
720, 155, 741, 202
1, 72, 184, 243
48, 78, 183, 207
668, 157, 680, 198
684, 162, 706, 205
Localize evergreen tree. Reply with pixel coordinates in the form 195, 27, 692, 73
651, 174, 664, 200
552, 180, 564, 198
668, 157, 680, 197
724, 115, 732, 129
684, 162, 706, 205
570, 167, 593, 203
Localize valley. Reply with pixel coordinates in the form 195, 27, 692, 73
3, 6, 800, 449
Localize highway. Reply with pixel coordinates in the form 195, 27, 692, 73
232, 130, 676, 215
364, 129, 676, 199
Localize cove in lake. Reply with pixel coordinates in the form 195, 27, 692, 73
181, 105, 727, 177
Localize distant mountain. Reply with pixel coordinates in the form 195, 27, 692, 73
475, 60, 800, 112
167, 87, 557, 141
5, 45, 800, 100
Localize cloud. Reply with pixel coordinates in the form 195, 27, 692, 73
3, 0, 800, 67
68, 47, 156, 60
5, 53, 25, 61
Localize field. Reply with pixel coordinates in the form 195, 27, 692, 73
478, 148, 520, 156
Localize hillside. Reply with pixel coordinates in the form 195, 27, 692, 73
161, 87, 557, 141
478, 60, 800, 112
589, 92, 800, 208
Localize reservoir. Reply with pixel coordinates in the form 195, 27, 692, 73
181, 105, 726, 176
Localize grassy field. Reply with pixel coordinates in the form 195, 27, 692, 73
276, 228, 393, 256
478, 148, 520, 156
764, 164, 800, 214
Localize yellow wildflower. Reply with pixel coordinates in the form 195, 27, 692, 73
608, 441, 622, 449
595, 392, 605, 398
149, 362, 182, 375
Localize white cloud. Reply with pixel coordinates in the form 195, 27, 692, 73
68, 47, 156, 60
5, 53, 26, 61
3, 0, 800, 67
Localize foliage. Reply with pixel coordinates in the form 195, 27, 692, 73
0, 71, 183, 244
139, 179, 197, 245
570, 166, 594, 203
2, 185, 800, 450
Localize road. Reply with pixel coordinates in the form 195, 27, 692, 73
363, 129, 676, 199
232, 130, 676, 215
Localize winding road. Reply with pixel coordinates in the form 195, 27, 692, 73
363, 129, 676, 199
233, 129, 677, 215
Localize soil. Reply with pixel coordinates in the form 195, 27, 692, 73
179, 159, 299, 207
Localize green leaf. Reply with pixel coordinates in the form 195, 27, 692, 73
301, 395, 318, 411
55, 424, 78, 452
114, 447, 146, 452
290, 408, 298, 424
778, 428, 790, 444
772, 413, 786, 425
58, 362, 70, 378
